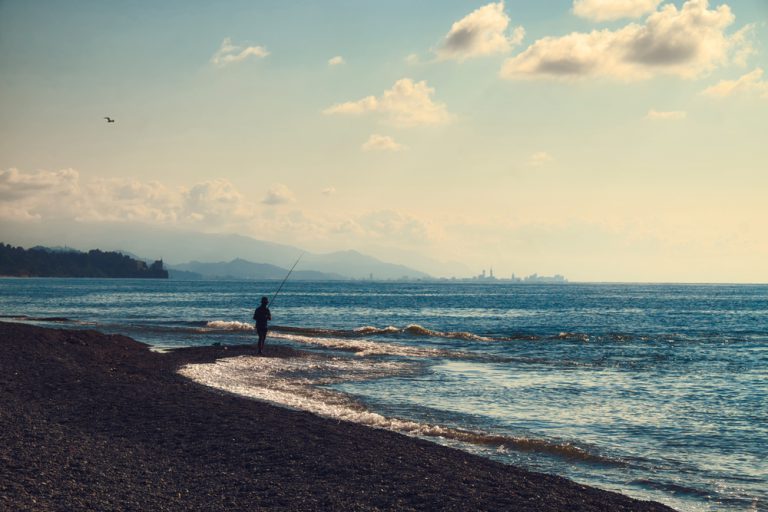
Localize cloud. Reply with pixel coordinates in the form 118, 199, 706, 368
528, 151, 554, 166
435, 2, 525, 61
501, 0, 750, 81
0, 169, 269, 228
405, 53, 421, 65
181, 179, 255, 222
261, 184, 295, 205
645, 109, 687, 120
82, 179, 181, 223
323, 78, 453, 127
361, 134, 407, 152
0, 168, 79, 201
0, 171, 440, 251
76, 178, 257, 225
0, 168, 81, 221
357, 210, 434, 243
211, 38, 269, 66
702, 67, 768, 98
573, 0, 662, 21
328, 56, 345, 66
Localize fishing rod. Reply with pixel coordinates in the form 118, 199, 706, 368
269, 253, 303, 307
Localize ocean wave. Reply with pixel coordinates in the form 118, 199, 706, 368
354, 325, 401, 335
276, 323, 495, 342
553, 332, 644, 343
0, 315, 94, 325
269, 332, 452, 358
192, 320, 643, 348
200, 321, 496, 343
629, 479, 712, 498
402, 324, 495, 342
204, 320, 254, 331
556, 332, 591, 342
1, 314, 70, 322
178, 355, 620, 466
274, 326, 649, 345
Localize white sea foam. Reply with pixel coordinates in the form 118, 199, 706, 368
178, 355, 411, 425
203, 320, 496, 343
179, 355, 459, 435
204, 320, 254, 331
402, 324, 494, 342
178, 355, 614, 464
269, 332, 449, 358
353, 325, 400, 335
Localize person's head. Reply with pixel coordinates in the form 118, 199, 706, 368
261, 296, 269, 305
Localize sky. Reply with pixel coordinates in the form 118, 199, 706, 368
1, 0, 767, 282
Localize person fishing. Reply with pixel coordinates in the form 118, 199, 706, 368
253, 296, 271, 355
252, 253, 302, 355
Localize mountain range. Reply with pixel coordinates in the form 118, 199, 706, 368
169, 258, 345, 281
3, 222, 434, 280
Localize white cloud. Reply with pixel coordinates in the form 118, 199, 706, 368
0, 171, 442, 252
182, 179, 255, 222
82, 179, 181, 223
357, 210, 434, 243
74, 178, 257, 225
0, 168, 81, 221
0, 167, 79, 201
435, 2, 525, 62
0, 169, 268, 228
573, 0, 662, 21
645, 109, 687, 120
702, 67, 768, 98
325, 95, 378, 115
502, 0, 750, 81
405, 53, 421, 65
261, 184, 295, 205
328, 55, 345, 66
323, 78, 453, 127
361, 134, 407, 152
528, 151, 554, 166
211, 38, 269, 66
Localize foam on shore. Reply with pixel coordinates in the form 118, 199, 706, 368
178, 354, 619, 465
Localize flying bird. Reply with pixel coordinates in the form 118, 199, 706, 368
104, 117, 115, 123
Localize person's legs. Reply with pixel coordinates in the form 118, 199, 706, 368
257, 330, 267, 354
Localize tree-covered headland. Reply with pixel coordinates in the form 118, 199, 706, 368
0, 244, 168, 278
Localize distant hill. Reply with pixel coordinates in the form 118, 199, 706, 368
301, 250, 430, 280
0, 243, 168, 278
29, 245, 81, 254
2, 222, 433, 280
170, 259, 345, 281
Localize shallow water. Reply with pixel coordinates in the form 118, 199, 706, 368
2, 278, 766, 511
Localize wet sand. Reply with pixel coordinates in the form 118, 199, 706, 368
0, 321, 676, 511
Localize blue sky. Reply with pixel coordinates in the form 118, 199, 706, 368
1, 1, 767, 281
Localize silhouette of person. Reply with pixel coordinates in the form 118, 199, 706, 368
253, 296, 271, 355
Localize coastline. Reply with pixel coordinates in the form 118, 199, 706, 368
0, 321, 675, 511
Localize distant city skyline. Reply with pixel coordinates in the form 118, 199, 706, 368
1, 1, 766, 282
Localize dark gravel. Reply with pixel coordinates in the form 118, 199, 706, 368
0, 321, 677, 511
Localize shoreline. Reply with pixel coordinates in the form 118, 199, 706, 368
1, 321, 676, 511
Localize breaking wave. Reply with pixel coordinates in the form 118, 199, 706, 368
204, 320, 254, 331
193, 321, 638, 348
401, 324, 495, 342
274, 323, 495, 342
178, 354, 621, 466
269, 332, 454, 358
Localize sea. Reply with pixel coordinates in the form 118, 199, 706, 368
1, 278, 766, 512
